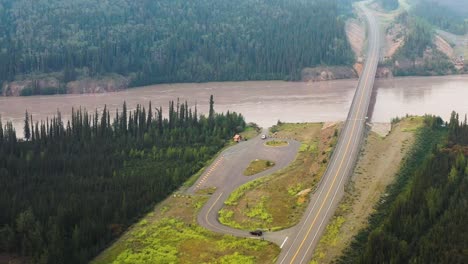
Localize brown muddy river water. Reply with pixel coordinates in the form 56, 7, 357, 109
0, 75, 467, 135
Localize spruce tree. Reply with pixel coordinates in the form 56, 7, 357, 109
24, 110, 31, 141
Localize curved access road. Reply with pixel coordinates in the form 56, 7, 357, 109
191, 131, 301, 240
276, 3, 380, 264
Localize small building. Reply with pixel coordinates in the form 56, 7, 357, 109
233, 134, 242, 143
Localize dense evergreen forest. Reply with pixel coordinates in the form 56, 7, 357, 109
411, 0, 467, 35
0, 0, 354, 91
0, 97, 246, 263
340, 113, 468, 263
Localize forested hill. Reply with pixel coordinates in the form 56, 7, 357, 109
0, 0, 354, 89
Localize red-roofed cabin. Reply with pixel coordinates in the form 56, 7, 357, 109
233, 134, 242, 143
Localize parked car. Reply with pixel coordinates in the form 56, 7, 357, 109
249, 230, 263, 236
261, 134, 267, 140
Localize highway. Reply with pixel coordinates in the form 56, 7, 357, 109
276, 3, 380, 263
193, 2, 381, 262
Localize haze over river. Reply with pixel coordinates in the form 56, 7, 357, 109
1, 75, 467, 134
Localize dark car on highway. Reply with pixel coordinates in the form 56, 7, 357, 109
249, 230, 263, 236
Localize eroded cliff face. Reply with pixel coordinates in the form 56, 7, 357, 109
2, 78, 61, 96
66, 76, 129, 94
2, 75, 129, 96
301, 66, 358, 82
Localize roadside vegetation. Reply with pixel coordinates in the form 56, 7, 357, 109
0, 0, 354, 94
311, 117, 424, 263
265, 140, 289, 147
339, 113, 468, 263
219, 123, 339, 231
92, 191, 279, 264
243, 160, 275, 176
0, 96, 246, 263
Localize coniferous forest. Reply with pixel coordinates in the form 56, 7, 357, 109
340, 113, 468, 263
0, 0, 354, 88
411, 0, 467, 35
0, 96, 246, 263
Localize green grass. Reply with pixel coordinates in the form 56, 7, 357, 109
265, 140, 288, 147
93, 193, 279, 264
92, 218, 277, 264
224, 178, 267, 206
311, 216, 346, 263
243, 159, 275, 176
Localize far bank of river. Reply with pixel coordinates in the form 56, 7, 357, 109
0, 75, 467, 135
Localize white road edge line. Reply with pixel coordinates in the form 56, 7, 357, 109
280, 237, 289, 249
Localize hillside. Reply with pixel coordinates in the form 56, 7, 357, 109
0, 0, 354, 96
339, 114, 468, 263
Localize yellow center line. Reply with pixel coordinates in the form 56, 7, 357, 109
288, 24, 377, 263
205, 192, 224, 230
205, 192, 239, 234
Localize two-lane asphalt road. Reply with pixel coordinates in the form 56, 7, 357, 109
276, 4, 380, 263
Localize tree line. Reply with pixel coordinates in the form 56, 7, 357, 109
0, 0, 354, 90
0, 96, 246, 263
339, 113, 468, 263
411, 0, 467, 35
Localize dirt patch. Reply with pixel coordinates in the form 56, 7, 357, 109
346, 19, 366, 58
384, 22, 405, 60
369, 122, 392, 137
301, 66, 358, 82
322, 122, 338, 131
435, 34, 454, 58
353, 63, 364, 77
436, 30, 467, 70
311, 117, 423, 263
221, 123, 341, 230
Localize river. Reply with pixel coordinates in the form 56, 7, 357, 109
0, 75, 467, 135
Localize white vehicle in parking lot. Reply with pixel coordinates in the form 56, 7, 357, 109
261, 134, 267, 139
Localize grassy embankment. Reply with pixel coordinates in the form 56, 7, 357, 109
265, 140, 289, 147
219, 122, 340, 231
92, 124, 278, 264
310, 116, 445, 263
243, 160, 275, 176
